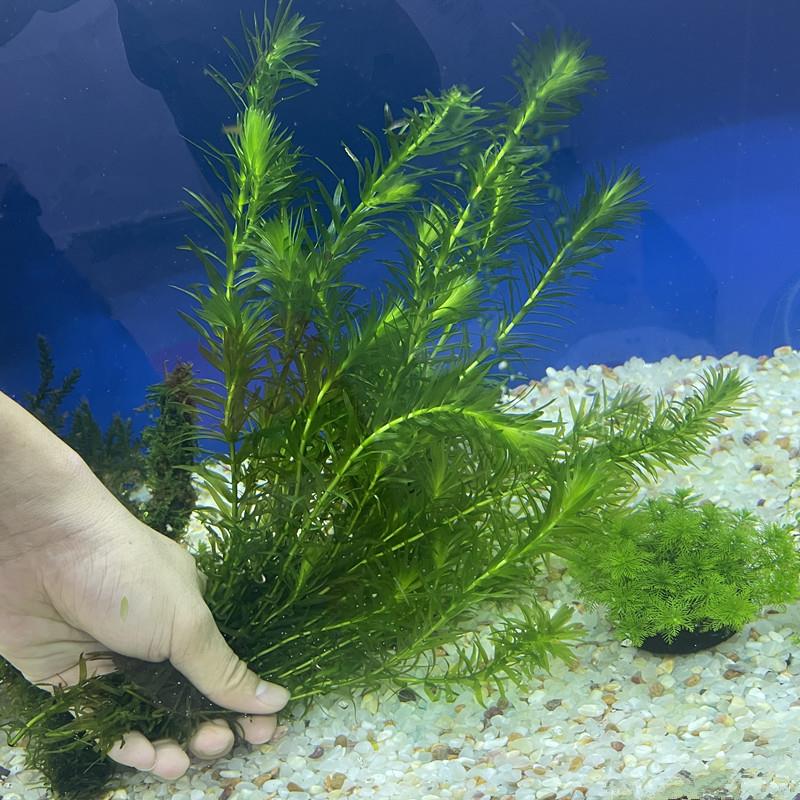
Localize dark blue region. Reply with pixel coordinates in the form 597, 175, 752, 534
1, 0, 800, 424
0, 0, 78, 45
0, 0, 441, 423
0, 163, 158, 428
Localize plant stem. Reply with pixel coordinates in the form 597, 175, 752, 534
300, 404, 496, 530
289, 92, 467, 494
379, 493, 567, 673
459, 214, 595, 382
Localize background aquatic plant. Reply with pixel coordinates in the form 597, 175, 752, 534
140, 362, 199, 540
0, 3, 749, 798
21, 335, 197, 535
25, 334, 81, 435
565, 488, 800, 646
25, 335, 145, 511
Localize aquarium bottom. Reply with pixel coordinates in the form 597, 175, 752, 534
3, 347, 800, 800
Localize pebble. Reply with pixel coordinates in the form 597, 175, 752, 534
576, 704, 605, 717
648, 682, 665, 698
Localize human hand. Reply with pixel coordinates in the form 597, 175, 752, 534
0, 455, 289, 781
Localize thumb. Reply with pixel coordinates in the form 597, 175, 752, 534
169, 608, 290, 715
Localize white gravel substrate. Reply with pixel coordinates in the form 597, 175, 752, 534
5, 348, 800, 800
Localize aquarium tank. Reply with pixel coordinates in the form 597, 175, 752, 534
1, 2, 800, 800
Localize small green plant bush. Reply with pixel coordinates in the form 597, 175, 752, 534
566, 489, 800, 646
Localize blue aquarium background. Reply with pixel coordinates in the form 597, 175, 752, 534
1, 0, 799, 426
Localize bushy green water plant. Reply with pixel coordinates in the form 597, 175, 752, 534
566, 488, 800, 647
0, 4, 751, 798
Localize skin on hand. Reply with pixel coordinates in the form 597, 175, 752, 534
0, 395, 289, 780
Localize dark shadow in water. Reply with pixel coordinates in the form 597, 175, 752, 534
0, 0, 81, 45
0, 164, 156, 424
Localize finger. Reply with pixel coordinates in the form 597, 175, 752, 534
188, 718, 234, 760
110, 735, 192, 781
106, 731, 156, 771
148, 739, 191, 780
188, 714, 277, 760
236, 713, 278, 745
170, 609, 290, 715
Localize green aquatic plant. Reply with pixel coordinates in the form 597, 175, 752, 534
68, 399, 145, 511
0, 3, 751, 798
26, 334, 81, 435
566, 488, 800, 646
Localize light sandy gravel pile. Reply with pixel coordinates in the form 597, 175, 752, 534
4, 347, 800, 800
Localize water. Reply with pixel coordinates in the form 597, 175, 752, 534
1, 0, 799, 419
2, 3, 800, 799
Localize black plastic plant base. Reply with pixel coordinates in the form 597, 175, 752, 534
639, 626, 738, 655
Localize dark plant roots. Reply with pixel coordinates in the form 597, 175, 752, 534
638, 626, 738, 655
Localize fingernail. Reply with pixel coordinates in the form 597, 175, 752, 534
256, 680, 290, 710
